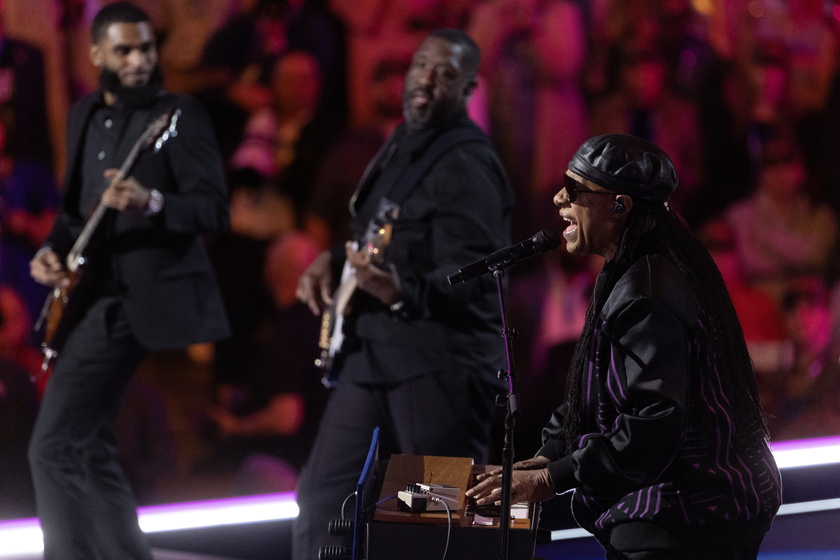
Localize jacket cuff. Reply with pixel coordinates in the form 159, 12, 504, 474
390, 273, 420, 320
537, 437, 567, 463
546, 455, 577, 493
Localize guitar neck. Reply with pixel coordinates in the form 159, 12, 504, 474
65, 128, 147, 272
333, 269, 359, 317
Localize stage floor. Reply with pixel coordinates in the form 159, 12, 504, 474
7, 551, 246, 560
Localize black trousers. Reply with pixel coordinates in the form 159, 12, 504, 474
604, 522, 765, 560
28, 296, 152, 560
291, 358, 499, 560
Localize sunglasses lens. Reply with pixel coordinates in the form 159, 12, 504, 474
564, 175, 578, 202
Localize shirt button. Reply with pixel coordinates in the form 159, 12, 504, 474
97, 151, 106, 160
104, 119, 113, 128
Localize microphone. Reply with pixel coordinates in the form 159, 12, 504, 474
447, 228, 562, 285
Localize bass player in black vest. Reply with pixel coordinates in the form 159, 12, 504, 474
27, 3, 230, 559
294, 28, 514, 559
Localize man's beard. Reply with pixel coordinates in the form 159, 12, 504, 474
99, 66, 164, 107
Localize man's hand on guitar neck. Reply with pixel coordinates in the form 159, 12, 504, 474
30, 247, 68, 287
101, 169, 155, 212
345, 241, 401, 307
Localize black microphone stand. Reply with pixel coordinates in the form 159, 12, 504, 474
492, 267, 519, 560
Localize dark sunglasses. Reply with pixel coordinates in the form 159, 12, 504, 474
563, 174, 615, 203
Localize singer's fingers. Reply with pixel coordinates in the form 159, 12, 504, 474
512, 456, 552, 470
469, 468, 555, 506
475, 467, 503, 482
466, 476, 503, 505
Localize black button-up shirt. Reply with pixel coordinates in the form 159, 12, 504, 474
79, 101, 128, 217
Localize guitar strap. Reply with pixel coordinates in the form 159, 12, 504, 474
384, 123, 494, 208
112, 106, 156, 166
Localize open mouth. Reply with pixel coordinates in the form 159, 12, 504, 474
409, 89, 431, 109
561, 215, 577, 240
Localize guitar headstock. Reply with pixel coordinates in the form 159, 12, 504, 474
363, 199, 399, 262
364, 223, 391, 264
140, 106, 181, 153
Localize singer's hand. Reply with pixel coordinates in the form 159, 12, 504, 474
296, 250, 334, 315
466, 456, 555, 505
346, 242, 401, 305
474, 456, 552, 482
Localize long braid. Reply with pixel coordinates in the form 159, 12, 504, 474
656, 207, 769, 443
560, 203, 769, 444
559, 298, 595, 441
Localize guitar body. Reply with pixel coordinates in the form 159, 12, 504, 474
315, 201, 398, 387
37, 267, 95, 357
315, 262, 357, 387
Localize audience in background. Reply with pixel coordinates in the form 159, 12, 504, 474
0, 118, 61, 322
329, 0, 454, 127
700, 219, 791, 424
209, 168, 294, 392
589, 45, 701, 221
724, 138, 838, 306
155, 0, 239, 95
0, 12, 53, 164
195, 0, 346, 161
774, 276, 840, 439
304, 54, 409, 250
198, 231, 326, 494
231, 49, 341, 221
469, 0, 589, 239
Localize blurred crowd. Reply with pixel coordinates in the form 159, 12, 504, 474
2, 0, 840, 517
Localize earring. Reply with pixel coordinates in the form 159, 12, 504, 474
612, 200, 625, 214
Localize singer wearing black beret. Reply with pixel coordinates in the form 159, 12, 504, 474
468, 134, 781, 560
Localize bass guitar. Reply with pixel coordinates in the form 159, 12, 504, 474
33, 106, 181, 373
315, 203, 398, 387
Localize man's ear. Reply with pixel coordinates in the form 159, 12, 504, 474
463, 77, 478, 100
611, 194, 633, 215
90, 45, 102, 68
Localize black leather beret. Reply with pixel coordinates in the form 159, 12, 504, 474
568, 134, 678, 203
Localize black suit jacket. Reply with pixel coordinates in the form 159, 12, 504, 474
46, 91, 230, 351
333, 112, 514, 383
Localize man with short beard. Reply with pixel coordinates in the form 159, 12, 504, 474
27, 3, 230, 558
294, 29, 514, 559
